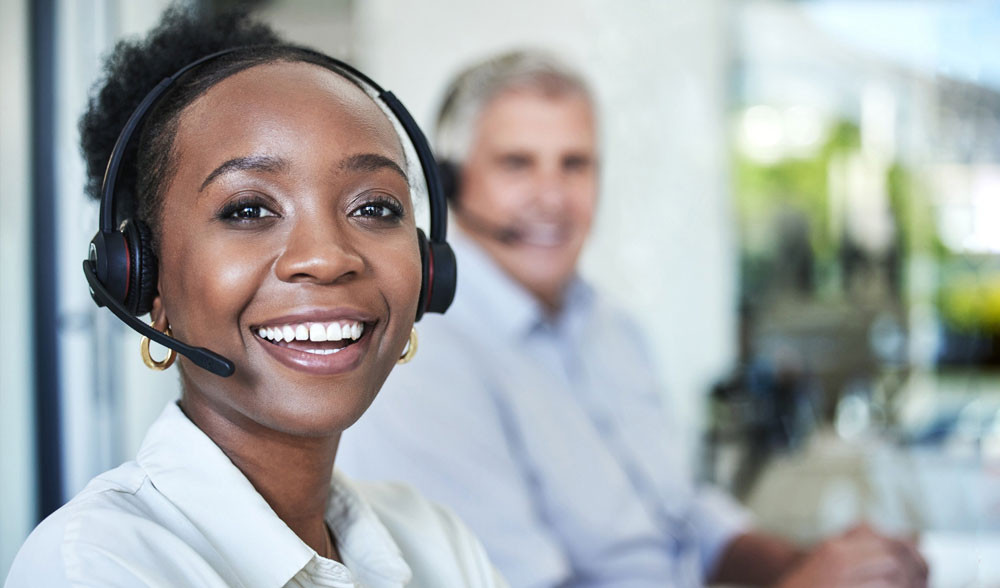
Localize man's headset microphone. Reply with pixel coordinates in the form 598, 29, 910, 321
83, 47, 457, 378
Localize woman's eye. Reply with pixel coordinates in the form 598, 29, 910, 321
351, 198, 404, 221
355, 204, 392, 217
218, 198, 279, 224
231, 205, 273, 219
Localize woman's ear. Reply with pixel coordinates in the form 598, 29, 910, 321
150, 296, 167, 330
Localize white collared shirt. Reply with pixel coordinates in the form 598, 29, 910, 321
6, 402, 507, 588
339, 231, 750, 587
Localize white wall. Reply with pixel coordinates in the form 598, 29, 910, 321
50, 0, 183, 500
348, 0, 738, 462
2, 2, 184, 575
1, 0, 36, 577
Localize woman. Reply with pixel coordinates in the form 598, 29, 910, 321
7, 7, 502, 588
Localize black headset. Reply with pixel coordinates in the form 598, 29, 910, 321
83, 47, 457, 378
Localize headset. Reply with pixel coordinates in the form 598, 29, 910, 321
83, 47, 457, 378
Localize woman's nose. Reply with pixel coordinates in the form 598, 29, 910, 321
274, 216, 364, 285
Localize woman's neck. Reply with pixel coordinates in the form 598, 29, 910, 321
178, 394, 342, 561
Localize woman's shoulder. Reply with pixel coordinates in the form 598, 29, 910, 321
6, 462, 142, 581
338, 474, 508, 588
6, 461, 228, 587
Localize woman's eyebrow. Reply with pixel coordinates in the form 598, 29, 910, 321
199, 155, 289, 192
340, 153, 408, 184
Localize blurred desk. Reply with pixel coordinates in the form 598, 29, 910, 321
746, 434, 1000, 586
744, 371, 1000, 588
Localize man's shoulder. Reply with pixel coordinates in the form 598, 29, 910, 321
585, 285, 645, 330
580, 285, 657, 356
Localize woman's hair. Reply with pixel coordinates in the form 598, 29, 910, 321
434, 50, 593, 165
80, 6, 347, 246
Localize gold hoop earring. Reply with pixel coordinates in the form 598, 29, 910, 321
397, 327, 418, 365
140, 321, 176, 371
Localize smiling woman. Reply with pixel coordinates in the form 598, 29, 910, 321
156, 58, 421, 435
5, 6, 499, 588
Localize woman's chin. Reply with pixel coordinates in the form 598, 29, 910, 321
253, 391, 377, 438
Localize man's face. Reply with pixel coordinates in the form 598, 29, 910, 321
455, 89, 598, 312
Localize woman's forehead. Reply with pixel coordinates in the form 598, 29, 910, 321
175, 60, 405, 162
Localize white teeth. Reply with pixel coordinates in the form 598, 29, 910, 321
309, 323, 327, 342
257, 321, 366, 344
304, 348, 342, 355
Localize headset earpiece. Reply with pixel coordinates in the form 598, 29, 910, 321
122, 219, 158, 316
416, 228, 458, 321
88, 230, 130, 308
87, 219, 158, 316
425, 239, 457, 315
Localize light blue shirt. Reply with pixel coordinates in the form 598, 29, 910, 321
339, 232, 750, 588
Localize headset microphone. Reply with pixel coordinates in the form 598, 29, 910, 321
83, 258, 235, 377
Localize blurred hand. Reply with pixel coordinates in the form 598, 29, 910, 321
777, 523, 929, 588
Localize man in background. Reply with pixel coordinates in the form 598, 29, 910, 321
339, 50, 927, 588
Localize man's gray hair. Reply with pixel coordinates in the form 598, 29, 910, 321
434, 50, 593, 165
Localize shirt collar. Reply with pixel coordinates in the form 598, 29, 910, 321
450, 227, 595, 342
328, 471, 412, 587
137, 402, 411, 588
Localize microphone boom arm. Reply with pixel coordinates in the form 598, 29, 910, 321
83, 260, 235, 377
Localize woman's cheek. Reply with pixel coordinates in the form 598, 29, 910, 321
383, 243, 423, 352
163, 235, 265, 346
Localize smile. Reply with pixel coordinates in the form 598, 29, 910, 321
251, 318, 373, 374
256, 320, 365, 353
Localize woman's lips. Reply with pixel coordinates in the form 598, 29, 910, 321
255, 320, 365, 344
252, 320, 374, 375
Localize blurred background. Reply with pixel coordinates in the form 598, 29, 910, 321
2, 0, 998, 584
